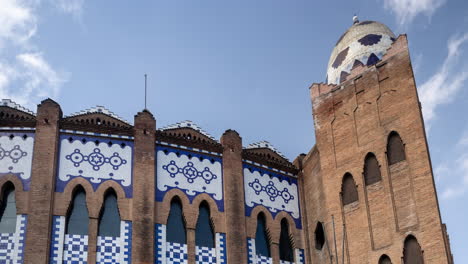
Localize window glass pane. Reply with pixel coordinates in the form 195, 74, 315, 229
342, 174, 358, 205
364, 154, 382, 185
195, 203, 214, 248
66, 189, 89, 235
403, 236, 424, 264
279, 219, 293, 261
167, 199, 186, 244
0, 186, 16, 233
255, 214, 270, 257
98, 191, 120, 237
387, 132, 406, 165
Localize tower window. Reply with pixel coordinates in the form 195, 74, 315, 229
364, 153, 382, 185
255, 213, 270, 257
98, 190, 120, 237
341, 173, 358, 205
379, 254, 392, 264
403, 235, 424, 264
195, 202, 214, 248
0, 184, 16, 233
167, 197, 186, 244
66, 187, 89, 235
279, 218, 294, 262
314, 222, 325, 250
387, 132, 406, 165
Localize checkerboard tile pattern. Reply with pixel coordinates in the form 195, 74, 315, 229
196, 246, 216, 264
97, 236, 120, 264
96, 221, 132, 264
155, 224, 166, 264
166, 242, 187, 264
256, 255, 272, 264
0, 232, 15, 262
280, 261, 292, 264
294, 248, 305, 264
215, 233, 226, 264
0, 214, 28, 264
63, 234, 88, 264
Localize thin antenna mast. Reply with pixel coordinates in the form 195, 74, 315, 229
144, 74, 147, 109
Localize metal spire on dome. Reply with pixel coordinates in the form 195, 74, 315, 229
353, 15, 359, 24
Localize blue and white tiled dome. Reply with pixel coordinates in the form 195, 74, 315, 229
326, 18, 396, 85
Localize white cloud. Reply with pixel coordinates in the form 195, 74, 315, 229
383, 0, 446, 25
50, 0, 84, 20
439, 132, 468, 200
418, 33, 468, 123
0, 0, 79, 109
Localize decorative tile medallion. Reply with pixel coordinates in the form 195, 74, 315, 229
0, 133, 34, 190
244, 164, 301, 228
57, 135, 133, 197
156, 146, 223, 211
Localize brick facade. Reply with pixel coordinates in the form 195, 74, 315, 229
0, 28, 452, 264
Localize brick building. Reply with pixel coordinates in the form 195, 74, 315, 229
0, 18, 453, 264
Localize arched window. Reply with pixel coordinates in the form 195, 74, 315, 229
314, 222, 325, 250
403, 235, 423, 264
341, 173, 358, 205
98, 190, 120, 237
255, 213, 270, 257
279, 218, 293, 262
387, 132, 406, 165
167, 197, 186, 244
364, 153, 382, 185
66, 187, 89, 235
379, 254, 392, 264
0, 183, 16, 233
195, 202, 214, 248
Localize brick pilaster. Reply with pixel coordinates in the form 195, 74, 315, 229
24, 99, 62, 264
131, 110, 156, 264
220, 130, 247, 263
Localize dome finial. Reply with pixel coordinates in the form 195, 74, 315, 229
353, 15, 359, 24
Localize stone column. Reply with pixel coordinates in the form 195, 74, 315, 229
271, 242, 280, 264
187, 228, 196, 264
220, 130, 247, 263
131, 110, 156, 264
24, 99, 62, 264
87, 217, 98, 264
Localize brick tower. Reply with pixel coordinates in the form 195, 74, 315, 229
299, 18, 454, 263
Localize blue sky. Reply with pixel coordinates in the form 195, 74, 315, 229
1, 0, 467, 261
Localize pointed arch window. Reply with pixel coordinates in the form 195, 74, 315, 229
387, 132, 406, 165
167, 197, 186, 244
314, 222, 325, 250
403, 235, 424, 264
195, 202, 215, 248
379, 254, 392, 264
279, 218, 294, 262
0, 183, 16, 233
341, 173, 358, 205
255, 213, 270, 257
66, 187, 89, 235
98, 190, 120, 237
364, 153, 382, 185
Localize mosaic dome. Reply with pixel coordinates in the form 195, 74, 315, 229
326, 19, 396, 85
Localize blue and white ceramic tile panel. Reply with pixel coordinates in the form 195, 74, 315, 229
243, 164, 301, 229
0, 214, 27, 264
155, 224, 166, 264
246, 238, 272, 264
49, 215, 89, 264
156, 146, 223, 211
56, 135, 133, 198
63, 234, 88, 264
195, 246, 216, 264
294, 248, 305, 264
0, 132, 34, 191
166, 242, 188, 264
215, 233, 227, 264
96, 221, 132, 264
